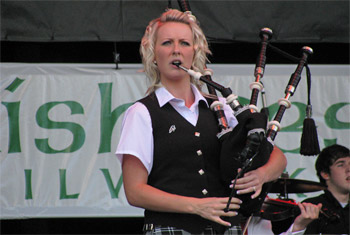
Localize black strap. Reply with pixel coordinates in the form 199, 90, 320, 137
305, 65, 312, 106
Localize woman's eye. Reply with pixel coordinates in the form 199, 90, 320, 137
161, 41, 171, 45
181, 41, 190, 46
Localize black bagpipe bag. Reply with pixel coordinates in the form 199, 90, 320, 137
219, 108, 274, 217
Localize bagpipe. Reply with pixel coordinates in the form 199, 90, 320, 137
173, 45, 313, 217
174, 0, 320, 217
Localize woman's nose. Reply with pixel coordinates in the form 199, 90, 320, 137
172, 43, 180, 55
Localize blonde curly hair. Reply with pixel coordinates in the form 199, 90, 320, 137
140, 9, 211, 94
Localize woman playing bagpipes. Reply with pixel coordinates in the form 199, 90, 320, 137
115, 9, 286, 234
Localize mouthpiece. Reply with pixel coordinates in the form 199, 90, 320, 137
172, 61, 188, 72
172, 61, 182, 67
171, 62, 202, 80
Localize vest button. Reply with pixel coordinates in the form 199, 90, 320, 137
198, 169, 205, 175
202, 189, 208, 195
195, 132, 200, 137
196, 150, 202, 156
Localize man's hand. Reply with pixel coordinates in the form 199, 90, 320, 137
292, 202, 322, 232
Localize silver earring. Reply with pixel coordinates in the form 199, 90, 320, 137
153, 60, 157, 65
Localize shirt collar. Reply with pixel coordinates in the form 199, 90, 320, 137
324, 190, 349, 208
155, 84, 208, 108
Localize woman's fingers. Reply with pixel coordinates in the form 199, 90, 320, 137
211, 197, 241, 227
194, 197, 241, 226
231, 168, 265, 198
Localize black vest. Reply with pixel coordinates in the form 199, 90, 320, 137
139, 93, 231, 233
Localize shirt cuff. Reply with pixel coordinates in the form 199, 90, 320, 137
282, 223, 306, 235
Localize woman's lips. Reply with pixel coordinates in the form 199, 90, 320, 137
171, 61, 182, 66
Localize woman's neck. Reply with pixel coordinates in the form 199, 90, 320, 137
162, 79, 194, 108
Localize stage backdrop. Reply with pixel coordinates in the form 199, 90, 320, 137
0, 63, 349, 219
1, 1, 349, 43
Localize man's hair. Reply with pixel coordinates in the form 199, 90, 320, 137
315, 144, 350, 185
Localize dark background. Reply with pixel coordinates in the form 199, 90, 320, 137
1, 217, 144, 234
2, 1, 349, 65
1, 41, 349, 64
1, 0, 349, 234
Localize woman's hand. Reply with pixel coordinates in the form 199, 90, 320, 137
232, 167, 266, 199
122, 154, 241, 227
231, 146, 286, 199
191, 197, 242, 227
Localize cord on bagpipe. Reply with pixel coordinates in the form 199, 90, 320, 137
266, 44, 320, 155
266, 47, 313, 141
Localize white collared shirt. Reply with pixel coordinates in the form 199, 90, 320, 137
115, 85, 238, 173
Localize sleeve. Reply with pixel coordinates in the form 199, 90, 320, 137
247, 216, 274, 235
115, 102, 154, 174
279, 223, 306, 235
303, 220, 319, 234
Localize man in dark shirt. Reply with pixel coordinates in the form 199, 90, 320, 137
302, 144, 349, 234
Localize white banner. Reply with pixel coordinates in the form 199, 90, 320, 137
1, 63, 349, 219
